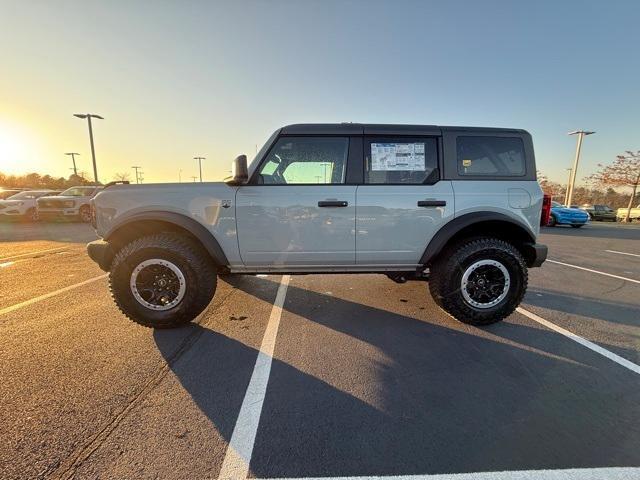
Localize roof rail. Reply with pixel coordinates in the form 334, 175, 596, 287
103, 180, 130, 189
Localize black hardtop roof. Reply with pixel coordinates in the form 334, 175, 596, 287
281, 123, 527, 136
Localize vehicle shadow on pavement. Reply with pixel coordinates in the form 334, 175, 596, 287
526, 288, 640, 328
152, 275, 640, 478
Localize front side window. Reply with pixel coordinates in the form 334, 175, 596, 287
457, 136, 526, 176
365, 137, 438, 184
257, 137, 349, 185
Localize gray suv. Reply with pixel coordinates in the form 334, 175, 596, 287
87, 124, 547, 328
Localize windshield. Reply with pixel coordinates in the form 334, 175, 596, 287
6, 191, 51, 200
551, 201, 562, 207
60, 187, 96, 197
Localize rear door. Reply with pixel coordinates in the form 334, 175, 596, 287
236, 136, 357, 267
356, 136, 454, 265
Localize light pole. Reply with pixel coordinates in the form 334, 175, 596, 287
179, 169, 182, 183
74, 113, 103, 183
566, 130, 595, 207
65, 152, 80, 176
194, 157, 205, 182
563, 168, 572, 205
131, 166, 142, 184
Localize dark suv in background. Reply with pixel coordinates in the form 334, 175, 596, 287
580, 204, 617, 222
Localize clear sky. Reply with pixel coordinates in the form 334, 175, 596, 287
0, 0, 638, 184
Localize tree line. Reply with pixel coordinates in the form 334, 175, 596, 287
0, 171, 101, 190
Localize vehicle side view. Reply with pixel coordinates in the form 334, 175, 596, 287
548, 201, 590, 227
617, 204, 640, 222
87, 124, 547, 328
0, 190, 59, 221
580, 204, 616, 222
38, 186, 103, 222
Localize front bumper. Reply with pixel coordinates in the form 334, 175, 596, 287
87, 240, 114, 272
38, 209, 80, 218
524, 243, 548, 268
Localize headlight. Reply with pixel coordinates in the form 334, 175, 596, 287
63, 200, 75, 208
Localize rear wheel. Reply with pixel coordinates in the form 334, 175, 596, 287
548, 215, 556, 227
571, 224, 583, 228
429, 238, 527, 326
109, 233, 217, 328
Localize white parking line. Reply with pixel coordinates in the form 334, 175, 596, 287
605, 249, 640, 258
0, 261, 15, 268
516, 307, 640, 375
0, 245, 69, 262
0, 274, 108, 317
547, 260, 640, 285
263, 466, 640, 479
219, 274, 290, 479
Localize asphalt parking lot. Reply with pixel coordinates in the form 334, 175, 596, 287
1, 221, 639, 480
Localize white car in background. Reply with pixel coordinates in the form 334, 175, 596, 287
0, 190, 59, 222
37, 186, 103, 222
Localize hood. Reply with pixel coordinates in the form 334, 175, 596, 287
39, 195, 80, 201
552, 206, 588, 215
0, 199, 23, 206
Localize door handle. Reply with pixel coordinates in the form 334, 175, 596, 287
417, 200, 446, 207
318, 200, 348, 207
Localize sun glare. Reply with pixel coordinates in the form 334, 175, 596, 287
0, 121, 29, 174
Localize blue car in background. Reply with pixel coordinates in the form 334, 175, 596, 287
548, 201, 590, 228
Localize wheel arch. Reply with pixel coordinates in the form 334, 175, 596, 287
420, 212, 538, 267
105, 212, 229, 268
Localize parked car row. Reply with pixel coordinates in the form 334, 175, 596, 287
0, 186, 102, 222
545, 201, 639, 227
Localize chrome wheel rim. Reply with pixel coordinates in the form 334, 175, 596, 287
461, 259, 510, 309
130, 259, 186, 311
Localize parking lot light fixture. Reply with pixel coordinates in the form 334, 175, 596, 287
566, 130, 595, 207
65, 152, 80, 176
74, 113, 104, 184
194, 157, 205, 182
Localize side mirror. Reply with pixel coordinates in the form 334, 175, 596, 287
229, 154, 248, 185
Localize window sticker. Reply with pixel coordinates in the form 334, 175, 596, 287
462, 159, 472, 167
371, 143, 425, 171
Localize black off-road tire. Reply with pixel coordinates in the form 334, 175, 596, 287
429, 238, 528, 326
109, 233, 217, 328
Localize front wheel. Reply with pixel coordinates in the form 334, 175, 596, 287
571, 224, 583, 228
79, 205, 92, 223
25, 207, 39, 222
109, 233, 217, 328
429, 238, 528, 326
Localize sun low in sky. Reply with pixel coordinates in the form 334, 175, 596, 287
1, 0, 638, 185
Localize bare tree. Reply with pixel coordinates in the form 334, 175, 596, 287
537, 171, 564, 199
112, 172, 131, 182
586, 150, 640, 222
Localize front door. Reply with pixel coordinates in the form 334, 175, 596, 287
236, 136, 356, 267
356, 136, 454, 265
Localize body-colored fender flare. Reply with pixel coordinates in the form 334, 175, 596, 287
420, 212, 536, 265
105, 211, 229, 266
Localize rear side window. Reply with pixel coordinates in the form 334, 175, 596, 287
365, 137, 438, 184
457, 136, 526, 176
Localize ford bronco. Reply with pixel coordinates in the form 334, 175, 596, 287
87, 124, 547, 328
